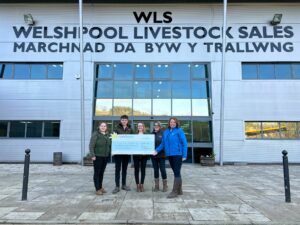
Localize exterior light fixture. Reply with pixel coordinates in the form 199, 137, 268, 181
270, 14, 282, 26
24, 14, 35, 25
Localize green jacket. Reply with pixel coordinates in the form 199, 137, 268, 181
114, 123, 134, 134
89, 131, 111, 157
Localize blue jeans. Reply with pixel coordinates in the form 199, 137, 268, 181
168, 156, 182, 178
151, 156, 167, 179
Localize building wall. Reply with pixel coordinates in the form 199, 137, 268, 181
0, 3, 300, 162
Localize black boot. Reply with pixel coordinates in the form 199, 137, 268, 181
167, 177, 180, 198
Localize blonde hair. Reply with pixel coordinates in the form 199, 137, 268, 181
137, 122, 145, 133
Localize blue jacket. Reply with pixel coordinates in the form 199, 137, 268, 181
155, 127, 188, 158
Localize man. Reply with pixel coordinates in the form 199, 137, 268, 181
112, 115, 133, 194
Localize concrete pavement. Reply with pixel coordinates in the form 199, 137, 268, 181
0, 163, 299, 225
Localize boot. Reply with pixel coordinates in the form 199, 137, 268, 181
136, 184, 140, 192
162, 179, 168, 192
167, 177, 180, 198
100, 188, 107, 194
153, 178, 159, 192
140, 184, 144, 192
178, 178, 183, 195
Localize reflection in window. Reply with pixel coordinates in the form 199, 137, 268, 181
0, 121, 8, 137
153, 64, 170, 79
97, 64, 112, 79
153, 99, 171, 116
135, 64, 151, 79
275, 64, 292, 79
31, 65, 47, 79
242, 64, 257, 79
192, 81, 209, 98
113, 99, 132, 116
280, 122, 298, 139
114, 81, 132, 98
172, 64, 190, 80
192, 99, 209, 116
26, 121, 43, 138
259, 64, 275, 79
0, 64, 13, 79
9, 121, 26, 137
96, 81, 113, 98
193, 121, 211, 142
262, 122, 280, 138
134, 81, 151, 98
293, 64, 300, 79
180, 120, 192, 142
95, 99, 112, 116
48, 64, 63, 79
172, 81, 190, 98
191, 64, 207, 79
14, 64, 30, 79
153, 81, 171, 98
44, 121, 60, 137
245, 122, 262, 139
114, 64, 133, 80
133, 99, 151, 116
172, 99, 191, 116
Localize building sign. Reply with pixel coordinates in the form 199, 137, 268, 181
11, 11, 296, 53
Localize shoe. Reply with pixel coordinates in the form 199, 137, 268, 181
167, 177, 180, 198
100, 188, 107, 194
153, 178, 159, 192
96, 190, 103, 195
121, 185, 131, 191
162, 179, 168, 192
112, 186, 120, 194
140, 184, 144, 192
136, 184, 140, 192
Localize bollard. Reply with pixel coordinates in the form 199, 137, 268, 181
282, 150, 291, 203
21, 149, 31, 201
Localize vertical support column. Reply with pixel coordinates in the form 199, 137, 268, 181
22, 149, 31, 201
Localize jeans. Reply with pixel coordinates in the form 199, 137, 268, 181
133, 155, 148, 184
114, 155, 130, 187
168, 155, 182, 178
151, 156, 167, 179
93, 156, 109, 191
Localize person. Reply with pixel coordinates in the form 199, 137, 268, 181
133, 122, 149, 192
153, 117, 187, 198
89, 122, 111, 195
112, 115, 133, 194
151, 121, 168, 192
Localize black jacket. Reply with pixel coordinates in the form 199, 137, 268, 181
152, 130, 165, 158
114, 123, 134, 134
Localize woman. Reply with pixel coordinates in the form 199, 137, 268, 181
151, 121, 168, 192
89, 122, 111, 195
153, 117, 187, 198
133, 122, 148, 192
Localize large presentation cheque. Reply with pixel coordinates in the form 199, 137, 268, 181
112, 134, 154, 155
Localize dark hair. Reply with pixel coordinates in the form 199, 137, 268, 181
120, 115, 129, 120
168, 117, 180, 128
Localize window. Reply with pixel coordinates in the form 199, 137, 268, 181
245, 121, 300, 139
1, 121, 60, 138
0, 63, 63, 80
242, 63, 300, 80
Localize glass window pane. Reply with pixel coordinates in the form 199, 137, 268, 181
135, 64, 151, 79
259, 64, 275, 79
280, 122, 297, 139
242, 64, 257, 79
262, 122, 280, 138
0, 64, 13, 79
193, 121, 211, 142
31, 64, 47, 79
96, 64, 112, 79
113, 99, 132, 116
9, 121, 26, 137
114, 64, 133, 80
26, 121, 42, 137
114, 81, 132, 98
95, 99, 112, 116
172, 99, 191, 116
245, 122, 261, 139
153, 99, 171, 116
48, 64, 63, 79
275, 64, 292, 79
14, 64, 30, 79
0, 121, 8, 137
153, 81, 171, 98
172, 81, 190, 98
153, 64, 170, 79
96, 81, 113, 98
172, 64, 190, 80
192, 81, 209, 98
292, 64, 300, 79
192, 99, 209, 116
133, 99, 151, 116
192, 64, 207, 79
134, 81, 151, 98
180, 120, 192, 142
44, 121, 60, 137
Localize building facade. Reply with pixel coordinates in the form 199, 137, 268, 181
0, 1, 300, 163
